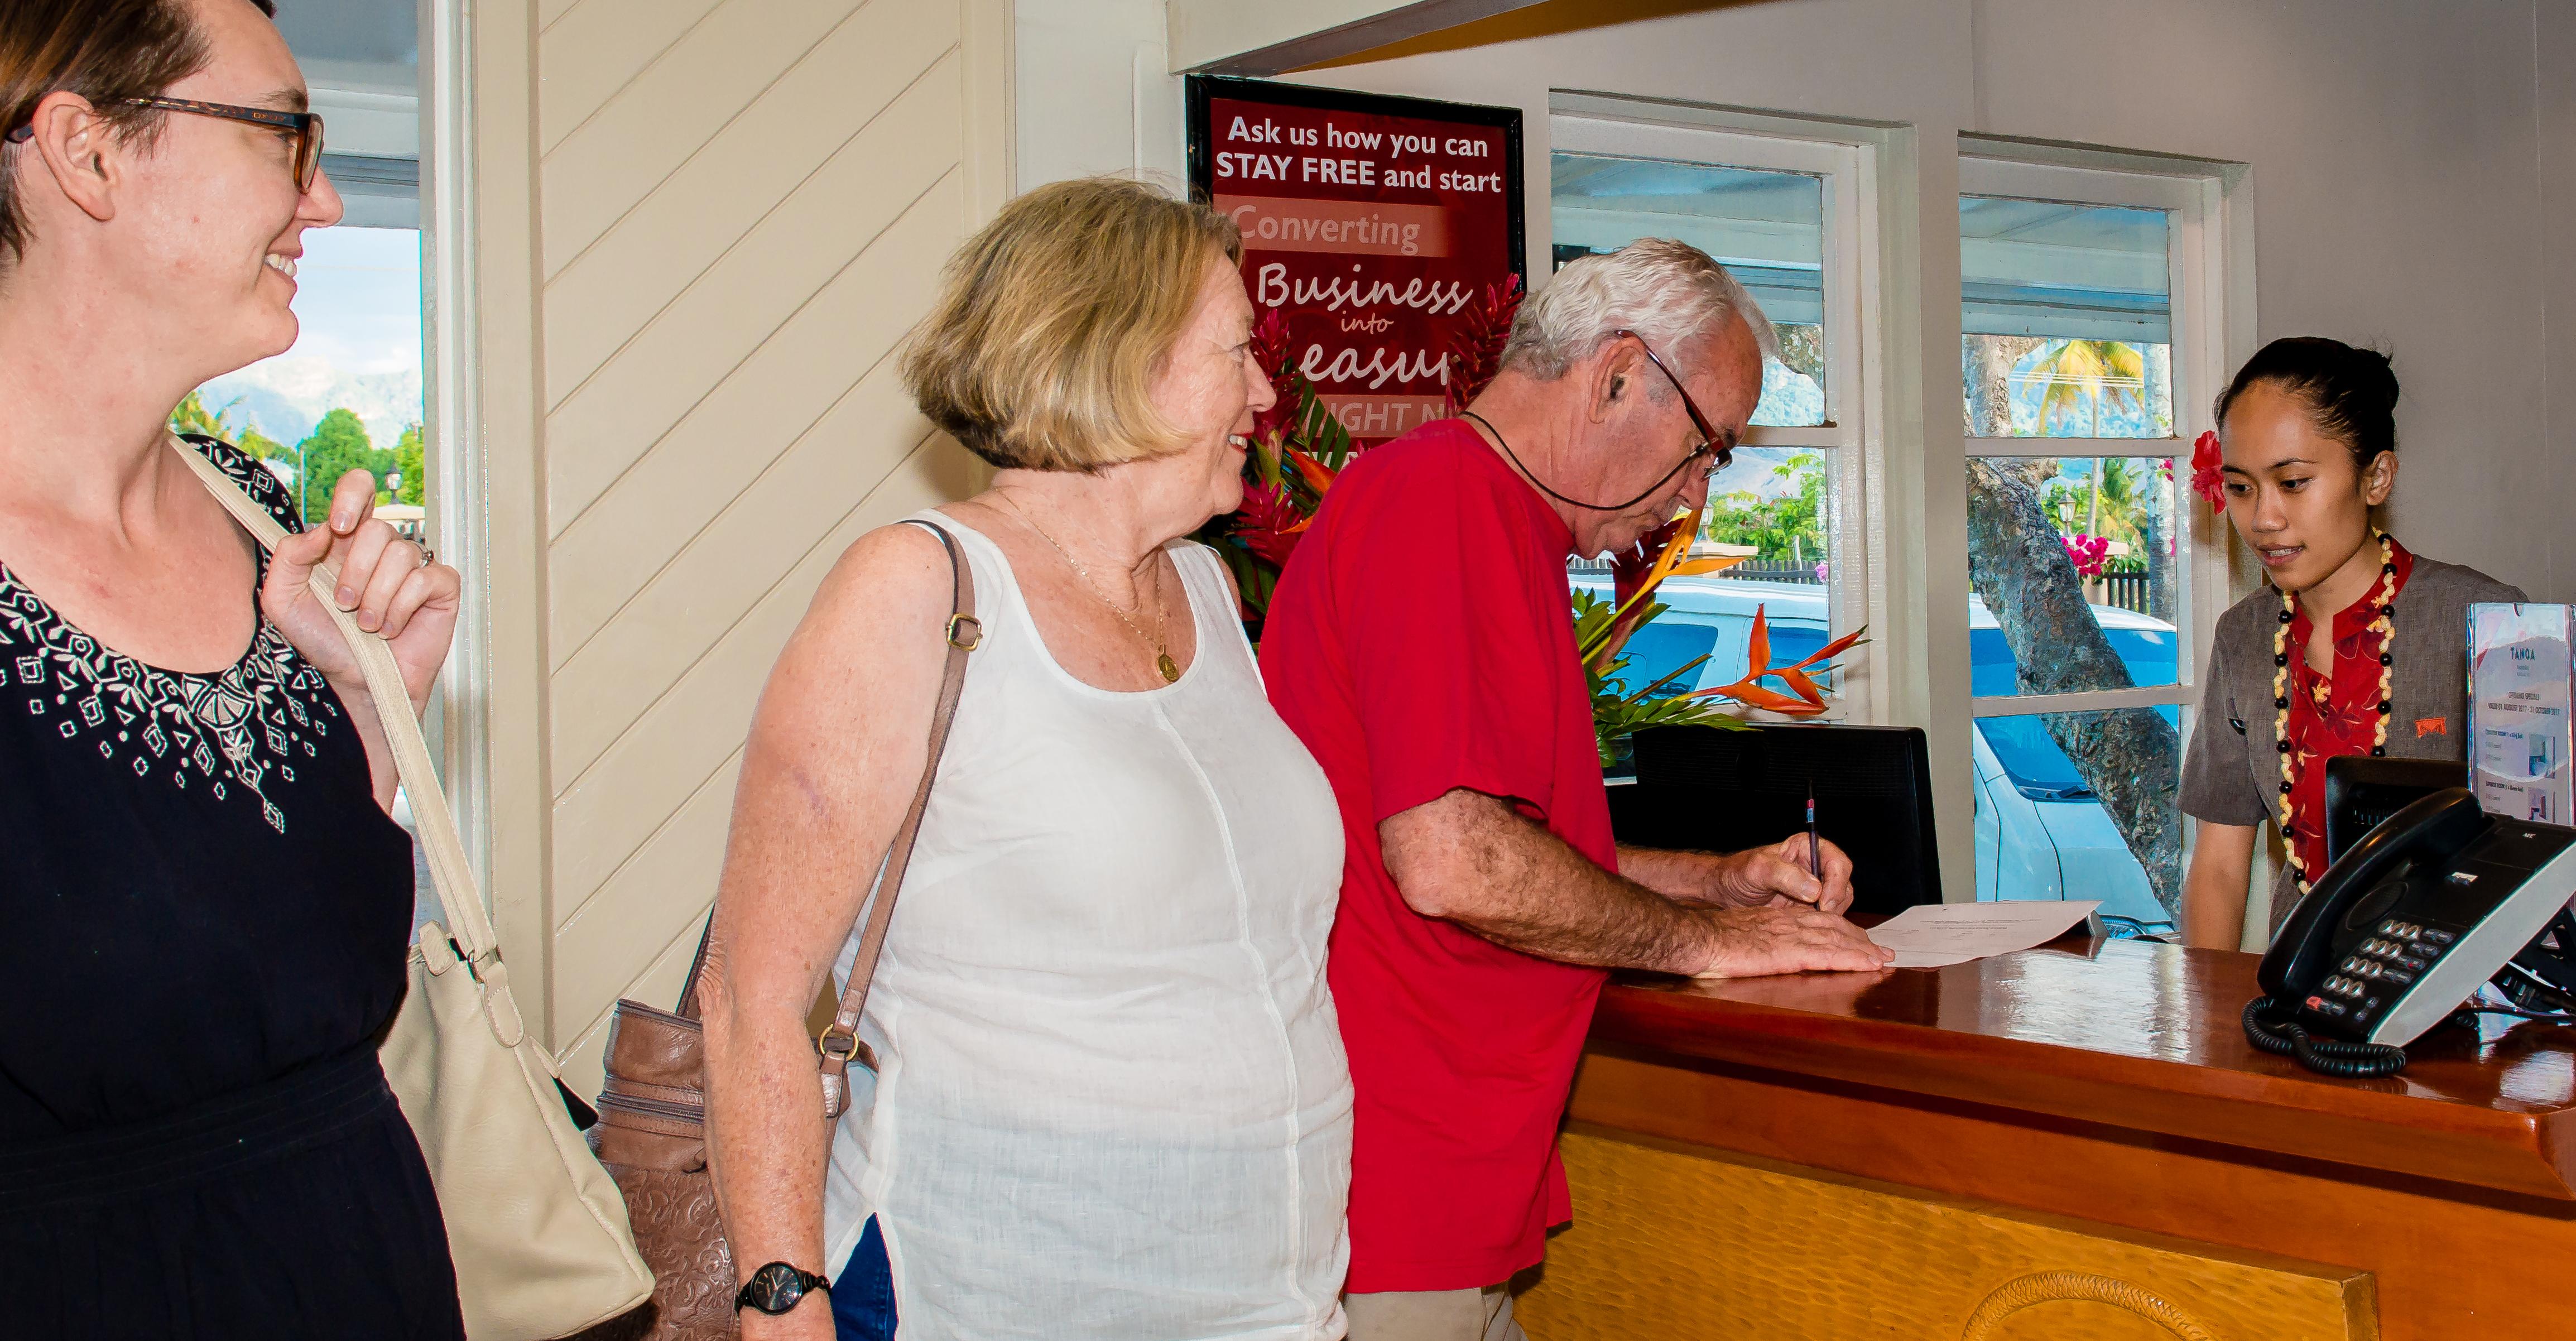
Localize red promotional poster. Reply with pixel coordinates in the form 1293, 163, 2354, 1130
1188, 78, 1525, 447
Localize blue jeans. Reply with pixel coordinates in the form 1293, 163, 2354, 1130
830, 1216, 898, 1340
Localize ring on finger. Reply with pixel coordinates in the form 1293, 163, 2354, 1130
418, 546, 436, 568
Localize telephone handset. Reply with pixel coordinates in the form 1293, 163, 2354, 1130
2247, 787, 2576, 1075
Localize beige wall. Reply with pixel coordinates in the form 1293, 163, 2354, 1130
465, 0, 1010, 1093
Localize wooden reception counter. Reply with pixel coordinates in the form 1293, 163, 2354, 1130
1512, 933, 2576, 1340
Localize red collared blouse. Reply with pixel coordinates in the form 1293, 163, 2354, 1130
2279, 537, 2416, 887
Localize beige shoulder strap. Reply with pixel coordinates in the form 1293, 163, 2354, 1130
166, 438, 498, 960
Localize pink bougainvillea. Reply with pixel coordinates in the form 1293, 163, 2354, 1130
2062, 532, 2112, 578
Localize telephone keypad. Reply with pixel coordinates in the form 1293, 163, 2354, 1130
2334, 921, 2446, 1017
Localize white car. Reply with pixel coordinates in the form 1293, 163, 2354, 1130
1573, 574, 2178, 932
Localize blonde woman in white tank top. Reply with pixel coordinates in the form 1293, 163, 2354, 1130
697, 179, 1352, 1341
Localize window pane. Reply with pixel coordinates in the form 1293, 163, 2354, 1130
1569, 450, 1834, 700
1553, 152, 1825, 426
1965, 455, 2180, 696
1960, 196, 2171, 439
1973, 706, 2180, 934
191, 227, 427, 527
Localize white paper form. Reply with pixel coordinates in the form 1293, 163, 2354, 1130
1867, 901, 2100, 969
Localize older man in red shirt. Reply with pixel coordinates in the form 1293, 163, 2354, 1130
1262, 238, 1891, 1341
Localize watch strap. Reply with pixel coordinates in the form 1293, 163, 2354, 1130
735, 1261, 832, 1315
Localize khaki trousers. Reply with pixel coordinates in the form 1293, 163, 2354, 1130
1343, 1285, 1527, 1341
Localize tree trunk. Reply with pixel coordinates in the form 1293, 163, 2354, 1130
1965, 336, 2042, 439
2144, 342, 2178, 624
1966, 459, 2184, 916
2144, 342, 2174, 435
2145, 470, 2176, 623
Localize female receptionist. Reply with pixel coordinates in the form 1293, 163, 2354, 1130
2179, 338, 2524, 950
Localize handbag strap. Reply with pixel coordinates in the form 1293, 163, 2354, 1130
677, 520, 981, 1113
167, 437, 497, 960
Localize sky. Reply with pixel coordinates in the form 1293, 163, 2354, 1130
279, 225, 423, 375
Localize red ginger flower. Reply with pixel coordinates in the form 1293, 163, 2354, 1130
1249, 307, 1299, 445
1442, 276, 1526, 416
1233, 479, 1308, 569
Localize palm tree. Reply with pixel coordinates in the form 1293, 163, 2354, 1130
2087, 456, 2152, 549
2025, 339, 2147, 437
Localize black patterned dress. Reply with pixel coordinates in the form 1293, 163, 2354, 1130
0, 438, 463, 1338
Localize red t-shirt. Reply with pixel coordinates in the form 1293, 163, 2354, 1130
2282, 539, 2417, 885
1260, 418, 1616, 1292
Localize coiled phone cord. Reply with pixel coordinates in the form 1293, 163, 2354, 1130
2241, 997, 2410, 1078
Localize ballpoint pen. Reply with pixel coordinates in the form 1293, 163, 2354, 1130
1806, 783, 1821, 881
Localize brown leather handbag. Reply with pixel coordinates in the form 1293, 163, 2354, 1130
587, 520, 980, 1340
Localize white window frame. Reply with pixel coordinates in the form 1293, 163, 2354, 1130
1547, 107, 1885, 720
419, 0, 488, 896
1958, 153, 2234, 728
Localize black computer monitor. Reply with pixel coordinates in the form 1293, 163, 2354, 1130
2323, 756, 2466, 866
1607, 724, 1943, 916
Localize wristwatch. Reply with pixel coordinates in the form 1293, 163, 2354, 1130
735, 1261, 832, 1315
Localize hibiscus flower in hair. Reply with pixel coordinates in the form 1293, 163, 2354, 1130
2190, 430, 2227, 512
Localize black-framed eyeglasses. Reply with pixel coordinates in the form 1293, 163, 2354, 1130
1613, 327, 1737, 485
6, 97, 325, 193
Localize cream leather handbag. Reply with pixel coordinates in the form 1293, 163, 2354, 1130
176, 439, 655, 1340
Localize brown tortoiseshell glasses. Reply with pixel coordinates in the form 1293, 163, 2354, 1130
6, 97, 325, 193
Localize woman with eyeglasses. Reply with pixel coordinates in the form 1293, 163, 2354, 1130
0, 2, 466, 1337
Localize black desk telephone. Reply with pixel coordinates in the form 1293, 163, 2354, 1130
2246, 788, 2576, 1076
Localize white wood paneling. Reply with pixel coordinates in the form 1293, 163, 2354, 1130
471, 0, 1008, 1062
536, 0, 725, 152
543, 64, 965, 547
540, 0, 867, 277
541, 0, 960, 401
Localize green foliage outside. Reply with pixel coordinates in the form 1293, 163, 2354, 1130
169, 390, 283, 461
296, 408, 397, 523
2038, 454, 2156, 550
1702, 451, 1825, 560
174, 393, 431, 522
394, 425, 426, 506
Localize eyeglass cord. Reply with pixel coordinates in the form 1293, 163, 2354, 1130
1462, 411, 1690, 513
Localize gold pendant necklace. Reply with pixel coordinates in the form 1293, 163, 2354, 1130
996, 493, 1180, 684
2274, 530, 2399, 893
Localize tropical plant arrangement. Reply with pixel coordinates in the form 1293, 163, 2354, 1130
1574, 513, 1867, 765
1191, 276, 1864, 764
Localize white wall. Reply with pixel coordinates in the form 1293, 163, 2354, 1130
1016, 0, 1185, 186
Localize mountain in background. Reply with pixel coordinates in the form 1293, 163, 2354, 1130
197, 357, 424, 448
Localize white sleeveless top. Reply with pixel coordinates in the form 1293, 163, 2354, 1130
821, 513, 1352, 1340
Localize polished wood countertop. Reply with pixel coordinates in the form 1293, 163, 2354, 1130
1590, 933, 2576, 1203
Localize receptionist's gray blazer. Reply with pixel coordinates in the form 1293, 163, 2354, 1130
2181, 556, 2525, 941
